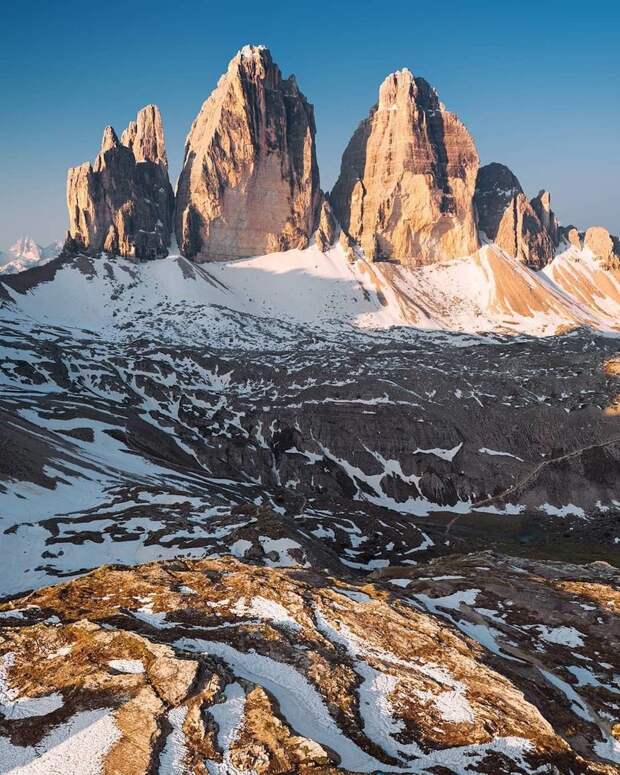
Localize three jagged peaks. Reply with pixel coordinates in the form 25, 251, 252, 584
63, 44, 620, 272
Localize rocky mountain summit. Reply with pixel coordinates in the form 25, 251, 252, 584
330, 68, 480, 264
0, 553, 618, 774
0, 237, 62, 275
474, 163, 558, 269
175, 45, 320, 261
65, 105, 174, 260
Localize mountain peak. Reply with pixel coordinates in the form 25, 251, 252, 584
175, 46, 320, 261
238, 43, 268, 59
9, 236, 42, 260
377, 68, 439, 113
228, 44, 273, 78
65, 107, 174, 260
100, 125, 120, 153
331, 68, 478, 264
121, 104, 168, 168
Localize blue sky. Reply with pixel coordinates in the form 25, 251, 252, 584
1, 0, 619, 246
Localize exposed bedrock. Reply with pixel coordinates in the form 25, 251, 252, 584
474, 162, 558, 269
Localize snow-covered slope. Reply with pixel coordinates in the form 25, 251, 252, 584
2, 241, 618, 339
543, 245, 620, 328
367, 245, 617, 336
1, 238, 619, 596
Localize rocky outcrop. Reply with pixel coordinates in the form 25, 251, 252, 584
330, 68, 479, 265
0, 554, 618, 774
65, 105, 174, 260
530, 189, 559, 246
584, 226, 620, 269
120, 104, 168, 166
175, 45, 320, 262
558, 225, 583, 249
474, 163, 556, 269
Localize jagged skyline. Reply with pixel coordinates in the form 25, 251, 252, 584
1, 0, 619, 246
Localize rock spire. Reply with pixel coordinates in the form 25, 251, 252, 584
330, 68, 480, 264
65, 105, 174, 260
175, 45, 321, 261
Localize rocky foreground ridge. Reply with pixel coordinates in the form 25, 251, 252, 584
0, 552, 618, 774
61, 44, 620, 271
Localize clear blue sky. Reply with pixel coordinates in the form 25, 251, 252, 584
1, 0, 619, 247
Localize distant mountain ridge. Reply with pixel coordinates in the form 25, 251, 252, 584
58, 44, 620, 273
0, 236, 62, 274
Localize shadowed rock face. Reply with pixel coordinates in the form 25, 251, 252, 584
65, 105, 174, 260
330, 69, 479, 265
175, 45, 321, 261
474, 163, 557, 269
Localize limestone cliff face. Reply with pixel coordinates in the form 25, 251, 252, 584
65, 105, 174, 260
120, 104, 168, 167
474, 163, 556, 269
330, 69, 479, 265
175, 45, 320, 261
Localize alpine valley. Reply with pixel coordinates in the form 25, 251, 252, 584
0, 45, 619, 775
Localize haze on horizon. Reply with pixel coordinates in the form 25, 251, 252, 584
1, 0, 619, 248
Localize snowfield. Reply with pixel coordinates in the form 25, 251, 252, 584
2, 240, 618, 342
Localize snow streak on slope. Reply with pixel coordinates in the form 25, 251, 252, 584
369, 245, 619, 336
